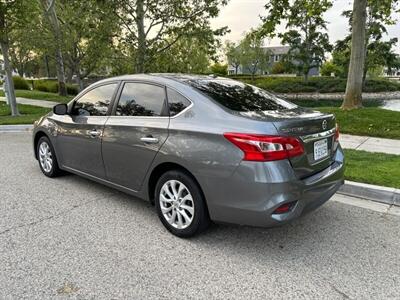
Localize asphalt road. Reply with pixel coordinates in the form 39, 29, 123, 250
1, 132, 399, 299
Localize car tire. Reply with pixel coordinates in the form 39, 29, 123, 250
36, 136, 62, 178
155, 170, 210, 238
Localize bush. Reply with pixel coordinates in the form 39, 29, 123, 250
320, 61, 341, 77
32, 80, 79, 95
210, 63, 228, 76
34, 83, 50, 93
233, 76, 400, 93
271, 62, 286, 74
66, 84, 78, 95
12, 76, 30, 90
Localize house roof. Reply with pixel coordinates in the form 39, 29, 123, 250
263, 46, 290, 55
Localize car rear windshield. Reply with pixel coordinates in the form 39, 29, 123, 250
187, 79, 297, 112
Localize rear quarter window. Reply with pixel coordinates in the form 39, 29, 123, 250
167, 88, 191, 116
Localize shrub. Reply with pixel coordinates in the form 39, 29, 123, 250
320, 61, 341, 77
34, 83, 50, 93
233, 76, 400, 93
66, 84, 78, 95
271, 62, 286, 74
32, 80, 78, 95
12, 76, 30, 90
210, 63, 228, 76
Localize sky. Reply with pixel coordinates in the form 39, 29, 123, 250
210, 0, 400, 54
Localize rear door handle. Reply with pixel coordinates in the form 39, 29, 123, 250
140, 136, 159, 144
89, 130, 101, 138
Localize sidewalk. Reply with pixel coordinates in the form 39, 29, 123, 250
0, 97, 58, 108
340, 134, 400, 155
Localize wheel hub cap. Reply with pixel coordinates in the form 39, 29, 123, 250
38, 142, 53, 173
159, 180, 194, 229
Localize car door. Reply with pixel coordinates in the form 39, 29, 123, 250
102, 81, 169, 191
55, 82, 119, 178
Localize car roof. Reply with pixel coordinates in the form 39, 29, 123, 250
94, 73, 229, 87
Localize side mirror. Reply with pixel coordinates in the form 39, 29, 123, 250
53, 103, 68, 115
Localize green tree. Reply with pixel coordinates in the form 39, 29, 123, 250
59, 0, 118, 90
0, 0, 36, 116
260, 0, 332, 81
342, 0, 399, 109
39, 0, 67, 96
113, 0, 228, 73
331, 39, 351, 78
225, 41, 242, 75
8, 19, 37, 77
147, 33, 220, 74
239, 31, 269, 80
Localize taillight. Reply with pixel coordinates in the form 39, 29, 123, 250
334, 123, 339, 141
223, 133, 304, 162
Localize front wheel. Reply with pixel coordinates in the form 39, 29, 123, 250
37, 136, 62, 177
155, 170, 210, 238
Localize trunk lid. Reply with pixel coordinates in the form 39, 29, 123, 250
238, 107, 337, 179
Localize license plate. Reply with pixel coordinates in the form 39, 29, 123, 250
314, 139, 328, 161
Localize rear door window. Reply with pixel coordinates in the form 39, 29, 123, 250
188, 79, 296, 112
116, 82, 166, 117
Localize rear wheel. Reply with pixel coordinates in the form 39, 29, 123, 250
155, 170, 210, 237
37, 136, 62, 177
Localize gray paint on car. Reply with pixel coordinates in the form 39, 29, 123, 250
33, 74, 344, 228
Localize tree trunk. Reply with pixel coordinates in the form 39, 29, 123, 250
304, 70, 309, 82
135, 0, 146, 73
18, 64, 24, 77
342, 0, 367, 110
361, 32, 370, 89
44, 54, 50, 77
42, 0, 67, 96
76, 69, 84, 91
0, 12, 19, 116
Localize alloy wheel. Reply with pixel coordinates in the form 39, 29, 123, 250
38, 141, 53, 173
159, 180, 194, 229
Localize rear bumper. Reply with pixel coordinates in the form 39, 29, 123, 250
200, 146, 345, 227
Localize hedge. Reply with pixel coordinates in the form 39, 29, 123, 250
32, 80, 79, 95
230, 76, 400, 93
12, 76, 30, 90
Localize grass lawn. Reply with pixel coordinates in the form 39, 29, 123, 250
0, 102, 50, 125
0, 89, 73, 103
344, 149, 400, 189
291, 99, 382, 108
316, 107, 400, 140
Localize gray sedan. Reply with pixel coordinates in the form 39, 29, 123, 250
33, 74, 344, 237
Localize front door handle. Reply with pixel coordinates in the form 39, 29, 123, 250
89, 130, 101, 138
140, 136, 159, 144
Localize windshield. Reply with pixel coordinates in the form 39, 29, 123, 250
187, 79, 297, 112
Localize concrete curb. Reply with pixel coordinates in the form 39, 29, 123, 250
0, 124, 33, 132
338, 180, 400, 207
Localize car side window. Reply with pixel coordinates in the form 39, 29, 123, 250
167, 88, 191, 116
72, 83, 117, 116
116, 82, 166, 117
